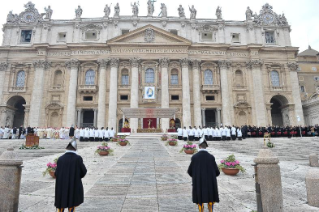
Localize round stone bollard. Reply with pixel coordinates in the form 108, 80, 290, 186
254, 147, 283, 212
306, 169, 319, 207
0, 148, 23, 212
309, 153, 319, 167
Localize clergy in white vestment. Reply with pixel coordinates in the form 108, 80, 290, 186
109, 128, 115, 140
221, 127, 227, 141
182, 127, 188, 141
215, 127, 221, 141
177, 127, 183, 140
79, 128, 84, 141
231, 126, 237, 140
84, 128, 90, 141
226, 126, 231, 141
98, 127, 104, 142
104, 127, 110, 141
89, 128, 95, 142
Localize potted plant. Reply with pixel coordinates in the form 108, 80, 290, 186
117, 137, 131, 146
180, 142, 198, 154
218, 154, 245, 175
43, 157, 59, 178
267, 141, 275, 148
111, 135, 119, 142
166, 138, 178, 146
161, 134, 169, 141
95, 142, 114, 156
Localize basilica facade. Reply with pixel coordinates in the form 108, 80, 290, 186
0, 2, 304, 132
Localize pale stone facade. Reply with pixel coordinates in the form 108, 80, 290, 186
0, 2, 305, 131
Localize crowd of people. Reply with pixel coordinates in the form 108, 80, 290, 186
0, 125, 115, 141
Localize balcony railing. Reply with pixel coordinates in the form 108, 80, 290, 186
119, 84, 130, 89
201, 84, 220, 93
10, 87, 26, 92
270, 86, 284, 91
233, 85, 247, 90
78, 85, 98, 93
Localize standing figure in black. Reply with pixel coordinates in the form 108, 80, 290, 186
55, 138, 87, 211
69, 125, 75, 138
187, 137, 220, 212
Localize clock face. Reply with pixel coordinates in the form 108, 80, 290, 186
23, 12, 35, 23
263, 13, 274, 24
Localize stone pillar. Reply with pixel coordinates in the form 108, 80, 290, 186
160, 58, 170, 132
0, 62, 8, 105
0, 148, 23, 212
191, 60, 202, 127
122, 114, 125, 128
246, 60, 267, 126
309, 153, 319, 167
65, 59, 80, 127
254, 148, 283, 212
180, 58, 191, 127
288, 62, 305, 125
218, 60, 232, 126
306, 169, 319, 207
130, 57, 140, 132
77, 109, 82, 127
108, 58, 119, 131
29, 60, 51, 127
217, 108, 221, 126
97, 59, 109, 128
202, 109, 206, 127
93, 109, 97, 127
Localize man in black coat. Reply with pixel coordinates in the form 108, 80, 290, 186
55, 139, 87, 211
188, 137, 220, 212
69, 125, 75, 138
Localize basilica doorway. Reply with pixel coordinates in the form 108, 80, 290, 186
205, 109, 216, 127
82, 110, 94, 127
270, 95, 289, 126
6, 96, 26, 127
143, 118, 157, 129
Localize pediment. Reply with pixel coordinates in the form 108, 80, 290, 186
107, 25, 191, 46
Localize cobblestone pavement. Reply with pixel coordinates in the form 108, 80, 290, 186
0, 136, 318, 211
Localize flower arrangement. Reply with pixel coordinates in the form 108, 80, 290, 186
43, 157, 59, 177
95, 142, 114, 155
116, 137, 131, 146
166, 138, 178, 146
161, 134, 169, 141
111, 134, 119, 142
267, 141, 275, 148
19, 144, 45, 150
179, 141, 198, 154
218, 154, 245, 173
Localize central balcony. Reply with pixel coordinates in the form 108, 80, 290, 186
78, 85, 98, 94
201, 84, 220, 94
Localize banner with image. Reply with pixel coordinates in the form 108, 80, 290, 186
144, 87, 155, 99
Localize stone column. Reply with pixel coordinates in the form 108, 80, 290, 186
218, 60, 232, 126
180, 58, 191, 127
65, 59, 80, 127
0, 148, 23, 212
129, 57, 140, 132
29, 60, 51, 127
191, 60, 202, 127
246, 60, 267, 126
108, 58, 120, 131
160, 58, 170, 132
0, 62, 8, 105
217, 108, 221, 126
77, 109, 81, 127
306, 169, 319, 207
288, 62, 305, 125
254, 148, 283, 212
97, 59, 109, 128
202, 109, 206, 127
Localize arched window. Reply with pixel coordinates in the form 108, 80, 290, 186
121, 69, 129, 85
53, 70, 63, 87
85, 69, 95, 85
145, 68, 155, 83
171, 69, 178, 85
16, 70, 25, 87
204, 69, 213, 85
234, 70, 243, 87
271, 70, 280, 87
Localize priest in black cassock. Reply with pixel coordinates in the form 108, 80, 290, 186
187, 137, 220, 212
69, 125, 75, 138
54, 138, 87, 212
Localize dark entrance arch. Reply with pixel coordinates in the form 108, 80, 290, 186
7, 96, 26, 127
270, 95, 289, 126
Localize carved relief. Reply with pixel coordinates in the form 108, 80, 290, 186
180, 58, 189, 68
246, 59, 263, 69
129, 57, 140, 68
33, 60, 51, 69
144, 28, 155, 43
287, 62, 298, 71
253, 3, 288, 27
0, 62, 9, 71
159, 58, 170, 68
218, 60, 232, 69
110, 58, 120, 68
97, 59, 109, 68
65, 59, 80, 69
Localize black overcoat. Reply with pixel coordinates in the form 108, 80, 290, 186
187, 150, 220, 205
54, 153, 87, 208
69, 127, 75, 137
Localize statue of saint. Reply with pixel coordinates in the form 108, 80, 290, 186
160, 3, 167, 17
104, 4, 111, 18
178, 5, 185, 18
44, 6, 53, 19
75, 6, 83, 19
189, 5, 197, 19
147, 0, 154, 16
216, 6, 222, 19
245, 7, 253, 20
6, 11, 16, 23
131, 2, 139, 17
114, 3, 120, 17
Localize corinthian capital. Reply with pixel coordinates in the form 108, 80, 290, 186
65, 59, 80, 69
0, 62, 8, 71
129, 57, 140, 68
159, 58, 170, 68
33, 60, 51, 69
180, 58, 190, 68
287, 62, 299, 71
190, 59, 201, 69
110, 58, 120, 68
218, 60, 232, 69
97, 59, 109, 68
246, 59, 263, 69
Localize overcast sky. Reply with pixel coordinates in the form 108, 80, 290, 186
1, 0, 318, 52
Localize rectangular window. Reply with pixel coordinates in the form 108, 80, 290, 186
85, 31, 97, 40
231, 33, 240, 43
57, 32, 66, 42
206, 96, 215, 101
122, 29, 130, 35
171, 74, 178, 85
171, 95, 179, 100
83, 96, 93, 101
265, 31, 275, 44
21, 30, 32, 43
121, 75, 129, 85
169, 29, 178, 35
300, 86, 305, 93
201, 32, 213, 41
120, 95, 128, 100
